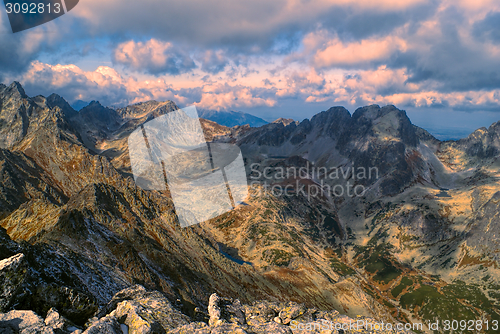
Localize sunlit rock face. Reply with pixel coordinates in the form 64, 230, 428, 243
1, 82, 500, 331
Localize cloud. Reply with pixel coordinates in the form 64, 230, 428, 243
9, 57, 500, 120
387, 6, 500, 92
4, 0, 500, 123
70, 0, 431, 51
296, 30, 407, 69
113, 39, 196, 75
196, 83, 277, 110
274, 68, 326, 99
14, 61, 276, 110
199, 50, 229, 74
473, 11, 500, 43
0, 13, 62, 75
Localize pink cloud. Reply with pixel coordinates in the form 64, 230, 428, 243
298, 31, 407, 68
196, 83, 276, 110
113, 39, 195, 75
16, 61, 277, 110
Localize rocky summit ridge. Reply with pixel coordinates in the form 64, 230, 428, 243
2, 81, 500, 333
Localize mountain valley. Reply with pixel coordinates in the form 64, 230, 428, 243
1, 81, 500, 333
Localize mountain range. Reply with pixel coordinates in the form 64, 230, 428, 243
1, 81, 500, 333
197, 109, 268, 127
70, 100, 268, 128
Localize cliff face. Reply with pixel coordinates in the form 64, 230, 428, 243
1, 82, 500, 332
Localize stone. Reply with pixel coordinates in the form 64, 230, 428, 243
82, 316, 122, 334
0, 310, 46, 333
210, 323, 248, 334
207, 293, 246, 327
278, 302, 307, 325
208, 294, 221, 326
99, 285, 189, 333
167, 322, 211, 334
248, 321, 292, 334
44, 307, 76, 332
32, 285, 98, 325
243, 301, 280, 324
0, 253, 27, 312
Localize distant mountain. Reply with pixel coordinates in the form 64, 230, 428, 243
198, 109, 268, 127
272, 117, 298, 126
2, 82, 500, 331
71, 100, 89, 111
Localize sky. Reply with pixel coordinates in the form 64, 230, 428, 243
1, 0, 500, 139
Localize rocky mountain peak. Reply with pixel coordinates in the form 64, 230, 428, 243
78, 101, 120, 128
488, 121, 500, 135
46, 93, 77, 119
80, 100, 106, 114
320, 106, 351, 119
272, 118, 297, 126
350, 104, 418, 147
352, 104, 411, 129
4, 82, 28, 99
116, 100, 178, 120
309, 106, 352, 135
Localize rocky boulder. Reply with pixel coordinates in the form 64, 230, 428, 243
83, 316, 122, 334
0, 310, 46, 334
208, 293, 246, 326
0, 253, 27, 312
0, 308, 81, 334
31, 285, 98, 326
97, 285, 190, 333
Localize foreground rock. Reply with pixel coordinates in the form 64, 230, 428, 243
0, 254, 27, 312
0, 308, 81, 334
83, 316, 122, 334
93, 289, 414, 333
0, 285, 414, 333
96, 285, 191, 333
0, 227, 105, 326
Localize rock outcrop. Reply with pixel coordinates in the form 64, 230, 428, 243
0, 285, 414, 333
0, 309, 81, 334
96, 285, 190, 333
0, 254, 27, 312
94, 287, 415, 333
0, 229, 100, 325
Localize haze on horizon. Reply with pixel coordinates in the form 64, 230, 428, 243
1, 0, 500, 139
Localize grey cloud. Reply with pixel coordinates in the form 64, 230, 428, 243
76, 0, 287, 50
73, 0, 437, 54
200, 50, 228, 74
0, 0, 441, 79
386, 7, 500, 92
21, 69, 129, 106
321, 2, 437, 41
0, 25, 47, 75
473, 11, 500, 44
175, 87, 203, 104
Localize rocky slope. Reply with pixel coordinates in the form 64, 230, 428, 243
0, 254, 413, 334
